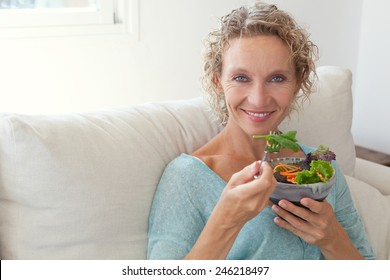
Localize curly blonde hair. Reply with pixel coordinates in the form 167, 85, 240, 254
202, 2, 319, 126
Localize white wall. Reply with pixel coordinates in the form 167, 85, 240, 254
0, 0, 252, 114
352, 0, 390, 154
0, 0, 388, 153
268, 0, 363, 79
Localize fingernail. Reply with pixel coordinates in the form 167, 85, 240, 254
278, 201, 287, 208
250, 161, 257, 172
301, 199, 309, 206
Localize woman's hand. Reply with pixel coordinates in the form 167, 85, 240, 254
214, 161, 277, 230
271, 198, 364, 259
185, 161, 276, 259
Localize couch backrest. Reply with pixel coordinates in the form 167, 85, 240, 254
0, 99, 220, 259
0, 66, 356, 259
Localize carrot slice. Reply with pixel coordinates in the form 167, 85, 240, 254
273, 162, 303, 184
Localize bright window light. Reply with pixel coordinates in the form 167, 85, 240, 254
0, 0, 139, 39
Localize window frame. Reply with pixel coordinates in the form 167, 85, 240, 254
0, 0, 139, 40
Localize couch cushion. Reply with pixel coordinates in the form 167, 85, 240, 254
0, 98, 220, 259
346, 175, 390, 260
280, 66, 356, 176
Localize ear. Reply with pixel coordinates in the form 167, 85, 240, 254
213, 72, 223, 92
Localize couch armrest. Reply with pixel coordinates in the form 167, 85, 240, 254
355, 158, 390, 195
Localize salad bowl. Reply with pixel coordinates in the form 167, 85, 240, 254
268, 157, 336, 205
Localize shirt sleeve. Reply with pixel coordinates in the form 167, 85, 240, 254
331, 161, 376, 259
147, 157, 206, 259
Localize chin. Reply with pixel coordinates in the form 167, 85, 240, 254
245, 127, 269, 137
248, 124, 279, 135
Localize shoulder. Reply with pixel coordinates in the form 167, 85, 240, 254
190, 153, 216, 172
164, 154, 206, 174
151, 154, 205, 213
159, 154, 212, 186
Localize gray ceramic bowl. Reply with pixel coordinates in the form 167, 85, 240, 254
268, 157, 336, 205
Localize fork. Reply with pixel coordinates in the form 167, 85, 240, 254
254, 132, 280, 179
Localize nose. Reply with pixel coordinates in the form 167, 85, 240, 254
247, 82, 268, 107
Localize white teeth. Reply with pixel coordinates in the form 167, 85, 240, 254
246, 111, 271, 117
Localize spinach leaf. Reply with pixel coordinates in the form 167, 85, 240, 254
253, 130, 299, 152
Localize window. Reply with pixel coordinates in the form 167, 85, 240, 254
0, 0, 139, 39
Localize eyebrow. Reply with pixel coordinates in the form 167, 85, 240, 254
225, 66, 294, 76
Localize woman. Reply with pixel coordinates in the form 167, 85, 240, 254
147, 2, 374, 260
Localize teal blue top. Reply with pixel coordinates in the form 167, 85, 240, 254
147, 144, 375, 260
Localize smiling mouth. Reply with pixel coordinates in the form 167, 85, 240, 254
245, 111, 271, 118
243, 110, 273, 121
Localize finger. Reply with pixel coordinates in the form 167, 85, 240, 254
272, 203, 319, 242
233, 162, 276, 197
273, 200, 313, 224
273, 199, 334, 238
247, 162, 276, 190
280, 200, 311, 219
258, 161, 274, 179
257, 162, 276, 191
273, 215, 306, 237
300, 198, 328, 214
229, 161, 260, 186
273, 214, 324, 246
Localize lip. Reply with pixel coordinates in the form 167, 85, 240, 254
243, 109, 274, 122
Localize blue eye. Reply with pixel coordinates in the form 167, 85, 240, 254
271, 75, 284, 82
234, 75, 248, 82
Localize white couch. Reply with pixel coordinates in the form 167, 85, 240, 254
0, 66, 389, 260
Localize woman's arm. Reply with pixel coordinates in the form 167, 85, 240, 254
185, 161, 276, 259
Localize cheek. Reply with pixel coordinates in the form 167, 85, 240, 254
222, 85, 240, 104
274, 94, 294, 110
275, 87, 296, 107
224, 93, 238, 113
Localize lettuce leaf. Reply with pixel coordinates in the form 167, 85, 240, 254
306, 144, 336, 163
295, 160, 334, 184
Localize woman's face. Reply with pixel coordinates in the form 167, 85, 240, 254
218, 35, 298, 137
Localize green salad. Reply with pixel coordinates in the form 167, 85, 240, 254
253, 131, 336, 184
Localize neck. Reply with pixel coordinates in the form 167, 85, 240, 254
217, 124, 267, 160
